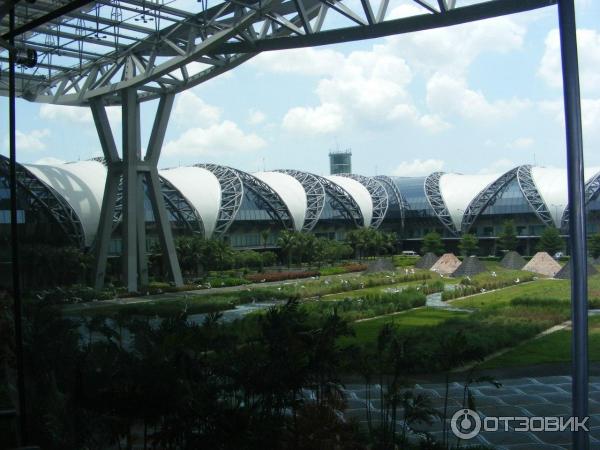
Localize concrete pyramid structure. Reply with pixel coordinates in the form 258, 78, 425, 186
452, 256, 487, 277
415, 252, 440, 270
500, 251, 527, 270
430, 253, 461, 275
523, 252, 562, 277
554, 259, 598, 279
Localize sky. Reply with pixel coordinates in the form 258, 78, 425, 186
2, 0, 600, 178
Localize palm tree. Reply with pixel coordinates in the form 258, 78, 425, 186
400, 390, 439, 444
277, 230, 297, 268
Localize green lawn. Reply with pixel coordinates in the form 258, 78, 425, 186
481, 315, 600, 369
340, 308, 470, 346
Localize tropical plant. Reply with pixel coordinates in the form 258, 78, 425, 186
421, 232, 444, 255
537, 226, 563, 255
458, 233, 479, 256
498, 220, 518, 251
589, 233, 600, 259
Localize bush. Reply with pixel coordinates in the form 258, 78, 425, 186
245, 271, 320, 283
392, 255, 419, 267
319, 263, 367, 276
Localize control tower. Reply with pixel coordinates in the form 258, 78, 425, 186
329, 149, 352, 175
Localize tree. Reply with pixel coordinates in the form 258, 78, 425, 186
421, 232, 444, 255
537, 226, 563, 255
498, 220, 519, 251
589, 233, 600, 259
458, 233, 479, 256
277, 230, 297, 267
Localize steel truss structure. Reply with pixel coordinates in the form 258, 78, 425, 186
232, 167, 294, 229
276, 169, 325, 232
1, 0, 557, 106
516, 164, 554, 228
341, 173, 388, 229
2, 2, 592, 447
195, 163, 243, 237
374, 175, 406, 227
561, 171, 600, 231
424, 171, 457, 236
461, 167, 519, 233
0, 154, 85, 247
111, 167, 205, 235
316, 174, 364, 227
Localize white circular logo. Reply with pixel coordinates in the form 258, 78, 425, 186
451, 408, 481, 440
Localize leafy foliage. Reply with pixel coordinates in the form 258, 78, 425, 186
458, 233, 479, 256
498, 220, 519, 252
536, 227, 563, 255
421, 232, 444, 255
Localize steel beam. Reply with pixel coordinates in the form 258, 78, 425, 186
8, 6, 26, 446
557, 0, 589, 448
91, 90, 182, 292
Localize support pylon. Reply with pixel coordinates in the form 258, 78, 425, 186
91, 89, 183, 292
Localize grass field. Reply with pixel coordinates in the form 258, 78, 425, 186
339, 308, 470, 346
481, 315, 600, 368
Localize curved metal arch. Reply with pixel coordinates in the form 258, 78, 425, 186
195, 164, 243, 237
461, 167, 519, 233
112, 176, 204, 234
0, 155, 85, 247
230, 168, 295, 230
561, 171, 600, 231
374, 175, 406, 226
275, 169, 325, 232
158, 176, 204, 235
516, 164, 554, 228
315, 174, 364, 227
424, 172, 458, 236
340, 174, 388, 229
4, 0, 557, 105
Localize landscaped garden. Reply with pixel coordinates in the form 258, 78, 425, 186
5, 225, 600, 449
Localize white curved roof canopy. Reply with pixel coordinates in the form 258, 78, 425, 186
439, 173, 500, 230
25, 160, 106, 246
530, 167, 569, 228
253, 171, 307, 231
160, 166, 222, 238
326, 175, 373, 227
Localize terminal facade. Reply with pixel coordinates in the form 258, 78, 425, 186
2, 155, 600, 258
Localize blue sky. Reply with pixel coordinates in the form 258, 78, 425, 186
2, 0, 600, 177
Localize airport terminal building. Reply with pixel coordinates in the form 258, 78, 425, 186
2, 154, 600, 256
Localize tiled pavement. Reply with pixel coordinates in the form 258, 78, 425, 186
340, 375, 600, 449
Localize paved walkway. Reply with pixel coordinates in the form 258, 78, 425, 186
340, 375, 600, 449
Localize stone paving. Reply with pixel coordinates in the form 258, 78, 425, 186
340, 375, 600, 449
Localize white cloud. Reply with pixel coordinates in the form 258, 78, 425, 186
478, 158, 517, 174
172, 90, 221, 127
426, 73, 531, 121
392, 158, 445, 176
247, 109, 266, 125
507, 137, 535, 150
539, 29, 600, 95
252, 47, 346, 76
164, 120, 265, 156
282, 103, 344, 135
4, 129, 50, 153
539, 98, 600, 136
385, 15, 525, 77
39, 104, 121, 125
34, 156, 66, 165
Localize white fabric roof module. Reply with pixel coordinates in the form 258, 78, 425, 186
253, 171, 307, 231
25, 160, 106, 246
160, 166, 222, 238
439, 173, 499, 230
327, 175, 373, 227
531, 167, 569, 228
